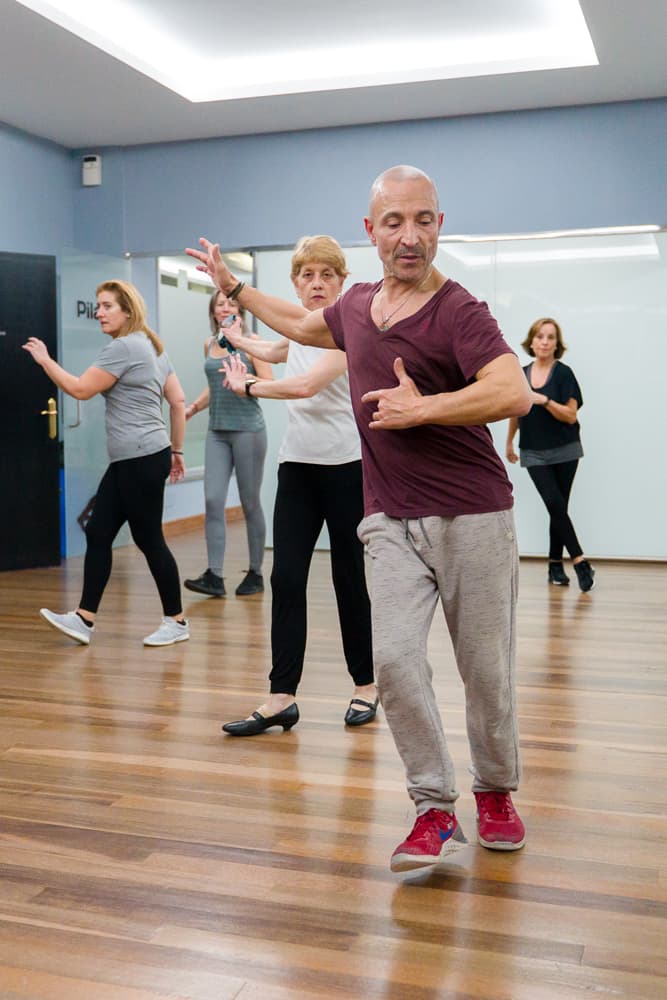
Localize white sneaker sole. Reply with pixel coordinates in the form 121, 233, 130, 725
40, 609, 92, 645
476, 819, 525, 851
390, 830, 468, 872
477, 835, 525, 851
143, 632, 190, 647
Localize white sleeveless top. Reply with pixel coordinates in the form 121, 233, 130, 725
278, 343, 361, 466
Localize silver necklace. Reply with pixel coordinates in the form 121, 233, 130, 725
377, 269, 432, 331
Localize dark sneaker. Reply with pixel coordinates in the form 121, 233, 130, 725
390, 809, 467, 872
475, 791, 525, 850
548, 561, 570, 586
574, 559, 595, 592
235, 570, 264, 596
184, 569, 225, 597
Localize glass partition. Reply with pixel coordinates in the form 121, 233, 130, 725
59, 252, 131, 557
491, 231, 667, 561
254, 230, 667, 560
157, 253, 254, 471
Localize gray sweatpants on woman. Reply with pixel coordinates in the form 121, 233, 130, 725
358, 510, 521, 815
204, 427, 267, 577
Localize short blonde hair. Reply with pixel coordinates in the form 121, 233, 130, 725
290, 235, 349, 280
522, 317, 567, 359
96, 280, 163, 355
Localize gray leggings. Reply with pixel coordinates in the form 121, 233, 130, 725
358, 510, 521, 815
204, 427, 267, 576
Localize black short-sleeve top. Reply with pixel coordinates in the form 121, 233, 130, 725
518, 361, 584, 465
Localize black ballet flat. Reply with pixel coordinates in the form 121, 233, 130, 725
344, 696, 379, 727
222, 702, 299, 737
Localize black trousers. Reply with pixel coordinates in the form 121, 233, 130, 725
80, 446, 182, 616
527, 460, 583, 561
269, 460, 374, 695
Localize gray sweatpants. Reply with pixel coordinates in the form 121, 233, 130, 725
358, 511, 521, 815
204, 427, 267, 577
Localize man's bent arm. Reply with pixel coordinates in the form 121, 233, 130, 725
364, 354, 532, 430
237, 288, 336, 349
428, 353, 532, 425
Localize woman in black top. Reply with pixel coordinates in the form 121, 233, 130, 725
506, 317, 595, 592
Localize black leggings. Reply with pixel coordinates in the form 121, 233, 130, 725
80, 447, 182, 616
269, 461, 374, 695
527, 460, 583, 561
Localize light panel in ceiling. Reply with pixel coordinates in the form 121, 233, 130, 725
16, 0, 598, 103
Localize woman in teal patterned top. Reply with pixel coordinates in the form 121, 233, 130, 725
184, 290, 273, 598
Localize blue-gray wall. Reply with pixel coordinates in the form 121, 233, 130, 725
0, 123, 74, 254
71, 99, 667, 256
3, 99, 666, 258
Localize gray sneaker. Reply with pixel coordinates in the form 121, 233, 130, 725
40, 608, 94, 645
143, 617, 190, 647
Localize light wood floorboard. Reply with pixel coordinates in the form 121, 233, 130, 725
0, 524, 665, 999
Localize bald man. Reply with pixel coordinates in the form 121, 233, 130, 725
187, 165, 532, 872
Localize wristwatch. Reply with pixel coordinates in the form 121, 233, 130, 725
245, 378, 257, 397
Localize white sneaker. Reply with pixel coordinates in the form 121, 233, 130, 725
40, 608, 94, 645
143, 617, 190, 647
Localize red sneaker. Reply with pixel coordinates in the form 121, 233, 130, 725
474, 791, 525, 850
390, 809, 467, 872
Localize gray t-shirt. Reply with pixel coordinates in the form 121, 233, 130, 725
94, 331, 173, 462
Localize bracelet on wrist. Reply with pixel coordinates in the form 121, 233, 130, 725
228, 280, 245, 301
245, 378, 257, 397
171, 450, 184, 455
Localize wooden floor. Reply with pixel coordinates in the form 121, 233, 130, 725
0, 524, 665, 1000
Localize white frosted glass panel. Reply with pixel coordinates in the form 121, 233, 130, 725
60, 253, 131, 557
491, 232, 667, 559
158, 272, 210, 469
253, 249, 299, 549
436, 242, 496, 308
256, 231, 667, 559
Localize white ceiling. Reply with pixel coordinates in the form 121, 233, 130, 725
1, 0, 666, 149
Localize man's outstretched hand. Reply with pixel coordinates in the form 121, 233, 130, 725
185, 238, 233, 291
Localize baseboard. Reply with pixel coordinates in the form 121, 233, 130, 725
519, 553, 666, 564
164, 506, 243, 538
225, 505, 244, 523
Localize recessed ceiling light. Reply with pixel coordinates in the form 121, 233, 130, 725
16, 0, 598, 103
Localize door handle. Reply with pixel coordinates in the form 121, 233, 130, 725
40, 397, 58, 439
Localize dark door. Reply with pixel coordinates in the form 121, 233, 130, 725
0, 251, 60, 570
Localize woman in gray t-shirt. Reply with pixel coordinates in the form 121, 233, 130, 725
23, 279, 190, 646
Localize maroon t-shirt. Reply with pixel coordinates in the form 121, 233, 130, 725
323, 279, 514, 518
